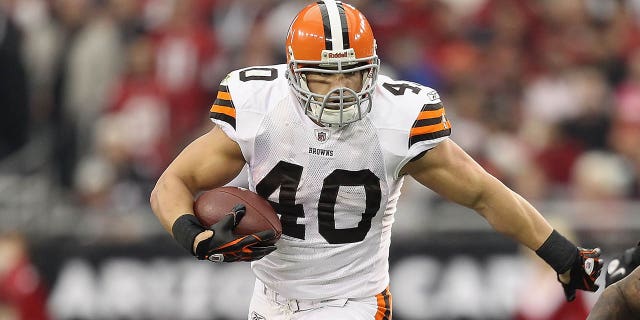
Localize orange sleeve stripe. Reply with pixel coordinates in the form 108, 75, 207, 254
217, 91, 232, 101
375, 292, 385, 320
375, 288, 391, 320
416, 108, 444, 120
409, 120, 451, 137
210, 105, 236, 118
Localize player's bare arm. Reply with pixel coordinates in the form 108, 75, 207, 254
150, 126, 245, 233
400, 138, 552, 250
401, 138, 602, 301
149, 125, 278, 262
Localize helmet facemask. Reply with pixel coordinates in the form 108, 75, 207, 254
287, 47, 379, 127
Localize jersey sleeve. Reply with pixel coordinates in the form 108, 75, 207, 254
210, 72, 256, 163
372, 80, 452, 179
408, 100, 451, 150
397, 88, 451, 177
208, 65, 289, 164
210, 75, 238, 140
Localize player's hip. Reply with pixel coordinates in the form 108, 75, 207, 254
252, 260, 390, 299
249, 279, 392, 320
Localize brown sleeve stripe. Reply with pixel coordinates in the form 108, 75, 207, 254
420, 102, 443, 111
414, 117, 445, 127
210, 110, 236, 129
210, 105, 236, 130
214, 98, 234, 108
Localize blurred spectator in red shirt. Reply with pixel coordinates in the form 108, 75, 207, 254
101, 35, 173, 181
72, 35, 172, 217
0, 233, 50, 320
147, 0, 219, 149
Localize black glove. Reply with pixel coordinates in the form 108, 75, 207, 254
605, 242, 640, 287
560, 247, 603, 302
194, 204, 277, 262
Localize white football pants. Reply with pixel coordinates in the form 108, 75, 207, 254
247, 279, 392, 320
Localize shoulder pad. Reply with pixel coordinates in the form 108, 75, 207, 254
210, 65, 288, 130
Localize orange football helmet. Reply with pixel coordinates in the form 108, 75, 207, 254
286, 0, 379, 127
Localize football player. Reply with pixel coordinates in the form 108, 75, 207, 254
587, 243, 640, 319
150, 1, 603, 319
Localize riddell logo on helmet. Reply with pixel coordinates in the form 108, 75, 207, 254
327, 52, 349, 59
322, 49, 355, 62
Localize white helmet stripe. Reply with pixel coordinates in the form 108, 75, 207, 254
336, 2, 351, 49
321, 0, 345, 50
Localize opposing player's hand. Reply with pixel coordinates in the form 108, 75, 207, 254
558, 247, 603, 301
193, 204, 277, 262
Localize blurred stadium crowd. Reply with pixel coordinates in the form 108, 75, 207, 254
2, 0, 640, 319
1, 0, 640, 236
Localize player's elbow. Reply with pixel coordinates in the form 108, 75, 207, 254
468, 183, 494, 220
474, 201, 507, 235
149, 173, 170, 216
458, 165, 496, 212
150, 184, 161, 216
472, 195, 517, 236
470, 178, 516, 233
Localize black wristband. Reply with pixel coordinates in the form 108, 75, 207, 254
535, 230, 578, 274
171, 214, 205, 255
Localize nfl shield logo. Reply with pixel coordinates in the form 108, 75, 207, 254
315, 129, 329, 143
251, 312, 266, 320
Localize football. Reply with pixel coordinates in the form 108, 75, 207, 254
193, 186, 282, 243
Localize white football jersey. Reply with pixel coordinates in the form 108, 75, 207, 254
210, 64, 451, 300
